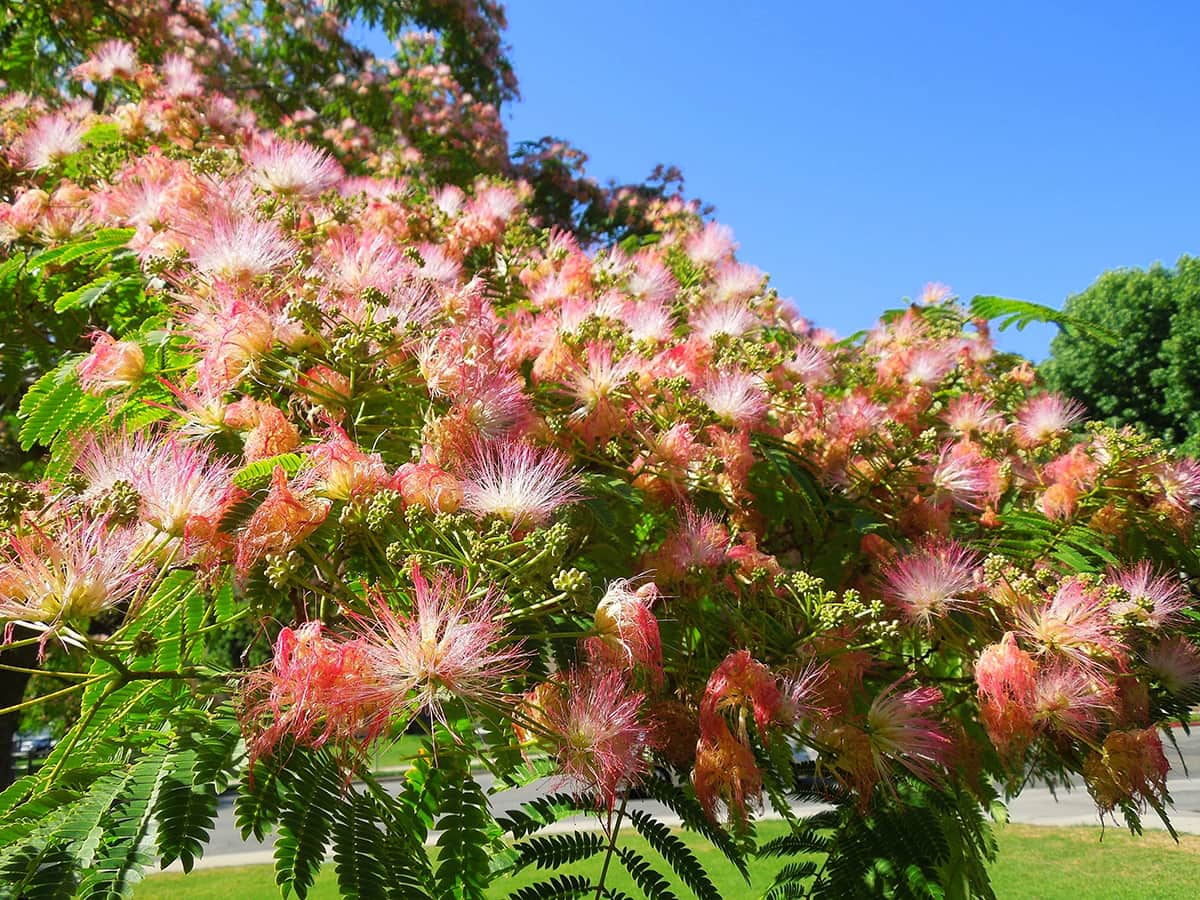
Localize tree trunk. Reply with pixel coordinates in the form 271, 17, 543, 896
0, 643, 37, 790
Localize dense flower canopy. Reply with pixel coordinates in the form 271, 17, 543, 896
0, 3, 1198, 898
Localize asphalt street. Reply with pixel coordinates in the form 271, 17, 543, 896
168, 726, 1200, 871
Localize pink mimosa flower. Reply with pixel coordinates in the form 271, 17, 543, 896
245, 138, 343, 197
187, 213, 296, 281
240, 623, 386, 766
586, 579, 664, 689
73, 40, 138, 82
690, 300, 761, 341
1017, 578, 1122, 670
0, 516, 153, 642
460, 440, 580, 528
1014, 393, 1086, 448
697, 370, 768, 429
685, 222, 736, 266
928, 441, 1001, 510
1144, 637, 1200, 698
74, 430, 235, 539
348, 566, 525, 725
879, 539, 980, 626
1108, 561, 1187, 629
975, 632, 1038, 758
865, 681, 953, 785
18, 113, 85, 170
1031, 663, 1115, 740
942, 395, 1004, 436
76, 332, 145, 395
648, 506, 729, 580
699, 650, 784, 737
535, 667, 650, 809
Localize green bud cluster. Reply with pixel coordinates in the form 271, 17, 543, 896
0, 476, 41, 525
364, 489, 402, 530
264, 551, 302, 589
551, 567, 591, 599
91, 480, 141, 525
329, 331, 372, 366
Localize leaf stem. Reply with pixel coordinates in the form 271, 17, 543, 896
0, 675, 103, 716
594, 793, 629, 900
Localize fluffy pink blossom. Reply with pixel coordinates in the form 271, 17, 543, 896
1144, 637, 1200, 698
647, 507, 729, 580
917, 282, 954, 305
1108, 561, 1187, 629
879, 539, 980, 626
1017, 578, 1122, 670
928, 441, 1001, 510
72, 40, 138, 82
312, 228, 413, 296
348, 566, 525, 725
942, 395, 1003, 436
187, 213, 296, 281
976, 632, 1038, 757
460, 440, 580, 528
76, 332, 145, 395
1014, 393, 1086, 448
161, 54, 202, 97
1151, 458, 1200, 521
18, 113, 86, 170
586, 579, 663, 688
1032, 663, 1115, 740
241, 623, 386, 766
690, 300, 761, 341
0, 516, 154, 645
246, 138, 343, 197
685, 222, 736, 266
535, 667, 650, 809
783, 344, 832, 386
864, 681, 953, 785
74, 430, 235, 539
698, 370, 768, 429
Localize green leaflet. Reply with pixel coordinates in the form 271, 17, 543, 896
332, 795, 392, 900
273, 751, 342, 899
27, 229, 137, 271
232, 453, 307, 490
627, 809, 722, 900
969, 294, 1118, 344
17, 355, 99, 451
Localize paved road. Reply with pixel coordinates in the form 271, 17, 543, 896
169, 726, 1200, 871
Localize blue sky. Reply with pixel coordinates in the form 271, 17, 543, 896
360, 2, 1200, 360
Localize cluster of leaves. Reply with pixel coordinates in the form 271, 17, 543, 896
0, 5, 1198, 900
1041, 257, 1200, 455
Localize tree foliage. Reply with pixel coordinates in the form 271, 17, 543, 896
0, 4, 1198, 900
1041, 257, 1200, 454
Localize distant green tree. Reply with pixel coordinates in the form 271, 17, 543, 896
1042, 256, 1200, 454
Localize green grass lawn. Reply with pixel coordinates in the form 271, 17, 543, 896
366, 733, 429, 774
134, 821, 1200, 899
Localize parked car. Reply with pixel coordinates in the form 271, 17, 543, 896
13, 730, 55, 757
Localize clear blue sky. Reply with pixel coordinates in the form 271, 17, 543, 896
360, 2, 1200, 360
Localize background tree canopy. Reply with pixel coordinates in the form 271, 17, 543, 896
1042, 256, 1200, 454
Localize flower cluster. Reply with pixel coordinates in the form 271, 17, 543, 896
2, 9, 1198, 878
